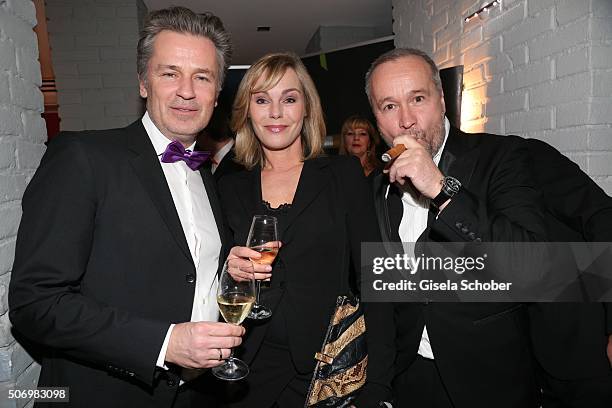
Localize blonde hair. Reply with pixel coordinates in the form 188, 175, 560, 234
339, 115, 381, 171
231, 52, 325, 169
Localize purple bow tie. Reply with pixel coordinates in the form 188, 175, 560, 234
160, 140, 211, 170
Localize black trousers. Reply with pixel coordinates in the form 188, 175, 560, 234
226, 341, 311, 408
174, 371, 223, 408
392, 356, 455, 408
539, 365, 612, 408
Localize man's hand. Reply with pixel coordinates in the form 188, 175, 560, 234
608, 334, 612, 366
165, 322, 245, 369
385, 136, 443, 199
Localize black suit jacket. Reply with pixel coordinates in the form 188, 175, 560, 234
9, 121, 229, 407
526, 138, 612, 380
213, 147, 244, 182
369, 126, 547, 408
218, 155, 391, 402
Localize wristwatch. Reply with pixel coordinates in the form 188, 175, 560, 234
431, 176, 461, 208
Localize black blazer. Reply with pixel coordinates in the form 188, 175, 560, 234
9, 121, 229, 407
526, 138, 612, 380
218, 155, 391, 401
213, 147, 244, 182
369, 126, 547, 408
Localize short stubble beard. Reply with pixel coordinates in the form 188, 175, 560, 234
379, 114, 446, 157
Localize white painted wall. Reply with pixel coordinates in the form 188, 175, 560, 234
0, 0, 46, 406
46, 0, 143, 131
393, 0, 612, 192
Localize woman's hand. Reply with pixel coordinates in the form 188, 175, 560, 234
226, 244, 280, 281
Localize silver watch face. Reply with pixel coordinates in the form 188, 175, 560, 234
444, 176, 461, 194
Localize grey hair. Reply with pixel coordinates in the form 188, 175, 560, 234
364, 48, 442, 105
137, 6, 232, 91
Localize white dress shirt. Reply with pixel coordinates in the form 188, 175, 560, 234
394, 117, 450, 360
140, 112, 222, 368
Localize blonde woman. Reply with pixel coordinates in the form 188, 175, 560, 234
217, 53, 390, 407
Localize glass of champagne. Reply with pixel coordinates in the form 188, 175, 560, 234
212, 261, 255, 381
246, 215, 279, 320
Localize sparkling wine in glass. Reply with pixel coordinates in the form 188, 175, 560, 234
246, 215, 279, 320
212, 261, 255, 381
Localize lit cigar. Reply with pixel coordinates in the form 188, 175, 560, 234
381, 144, 407, 163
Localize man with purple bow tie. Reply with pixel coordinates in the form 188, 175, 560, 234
9, 7, 242, 408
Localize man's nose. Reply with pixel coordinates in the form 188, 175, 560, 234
399, 106, 416, 129
176, 77, 196, 100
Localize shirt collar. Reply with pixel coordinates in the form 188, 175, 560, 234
432, 116, 450, 166
141, 111, 196, 157
214, 138, 234, 163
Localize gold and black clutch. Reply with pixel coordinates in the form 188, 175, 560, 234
305, 295, 367, 407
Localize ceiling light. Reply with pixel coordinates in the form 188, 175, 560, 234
464, 0, 500, 23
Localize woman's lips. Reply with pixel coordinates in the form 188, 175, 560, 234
265, 125, 287, 133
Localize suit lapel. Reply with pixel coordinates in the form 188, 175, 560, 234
241, 168, 260, 223
386, 184, 404, 242
215, 148, 235, 179
373, 172, 393, 241
126, 121, 193, 264
279, 158, 329, 242
224, 168, 259, 246
442, 127, 478, 193
229, 159, 329, 244
199, 166, 226, 248
373, 172, 406, 258
427, 126, 479, 227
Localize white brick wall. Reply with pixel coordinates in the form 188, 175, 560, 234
0, 0, 46, 406
46, 0, 144, 131
393, 0, 612, 193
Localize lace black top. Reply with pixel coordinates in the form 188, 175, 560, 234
259, 200, 292, 346
261, 200, 292, 214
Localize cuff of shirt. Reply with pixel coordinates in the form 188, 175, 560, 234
156, 324, 175, 369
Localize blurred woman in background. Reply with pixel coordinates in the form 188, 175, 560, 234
339, 115, 381, 177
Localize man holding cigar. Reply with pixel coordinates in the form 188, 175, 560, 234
362, 48, 546, 407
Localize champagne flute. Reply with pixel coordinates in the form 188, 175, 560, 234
246, 215, 279, 320
212, 261, 255, 381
